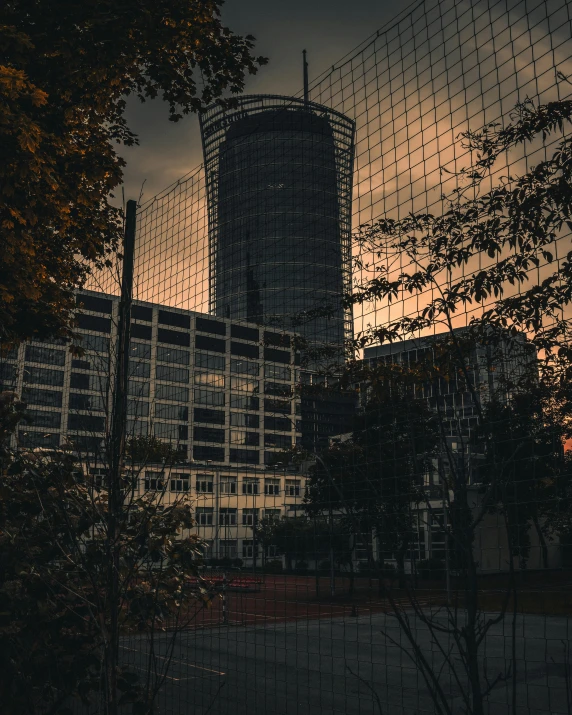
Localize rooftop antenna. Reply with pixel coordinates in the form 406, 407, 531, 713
303, 49, 309, 104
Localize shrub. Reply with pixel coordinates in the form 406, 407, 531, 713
264, 560, 283, 573
416, 558, 445, 580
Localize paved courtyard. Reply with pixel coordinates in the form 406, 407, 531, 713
120, 611, 572, 715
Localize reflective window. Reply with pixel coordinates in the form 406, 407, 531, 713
264, 416, 291, 431
194, 372, 226, 388
194, 445, 225, 461
155, 403, 188, 421
129, 361, 150, 379
194, 389, 225, 407
23, 366, 64, 387
196, 317, 226, 335
77, 294, 113, 314
265, 382, 291, 397
129, 342, 152, 360
158, 309, 190, 329
265, 433, 292, 449
25, 409, 61, 429
131, 305, 152, 321
126, 419, 149, 436
231, 376, 259, 393
25, 345, 66, 366
71, 359, 90, 370
75, 333, 110, 353
156, 345, 190, 365
195, 335, 225, 353
77, 314, 111, 333
230, 395, 259, 411
0, 362, 16, 385
22, 387, 63, 408
155, 384, 188, 402
265, 364, 291, 381
154, 423, 188, 440
67, 414, 106, 432
18, 431, 60, 449
194, 426, 225, 443
131, 324, 152, 341
195, 352, 225, 371
230, 358, 259, 375
230, 430, 259, 446
127, 399, 149, 417
156, 365, 189, 383
193, 408, 225, 425
157, 328, 190, 347
230, 412, 259, 428
128, 380, 150, 398
264, 398, 291, 414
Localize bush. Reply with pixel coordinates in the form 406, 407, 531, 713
358, 561, 396, 577
296, 560, 308, 571
416, 558, 445, 580
264, 559, 283, 573
319, 559, 331, 572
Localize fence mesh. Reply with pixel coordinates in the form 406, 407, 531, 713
4, 0, 572, 713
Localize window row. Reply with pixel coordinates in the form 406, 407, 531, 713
77, 302, 295, 351
190, 476, 302, 496
194, 508, 282, 526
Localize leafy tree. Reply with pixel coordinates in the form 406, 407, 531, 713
0, 393, 207, 715
341, 93, 572, 714
472, 370, 572, 570
0, 1, 266, 343
126, 434, 186, 465
255, 516, 316, 571
307, 362, 438, 588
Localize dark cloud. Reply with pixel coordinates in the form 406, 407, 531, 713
118, 0, 396, 203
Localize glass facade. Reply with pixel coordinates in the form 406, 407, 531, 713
200, 95, 355, 365
5, 289, 302, 467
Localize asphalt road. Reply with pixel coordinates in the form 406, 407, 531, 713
120, 612, 572, 715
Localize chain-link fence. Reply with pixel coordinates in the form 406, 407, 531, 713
3, 0, 572, 713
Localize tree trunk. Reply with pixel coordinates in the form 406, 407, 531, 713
348, 558, 355, 597
396, 550, 406, 589
532, 515, 549, 569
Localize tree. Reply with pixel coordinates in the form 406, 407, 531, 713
307, 362, 438, 588
255, 516, 316, 571
0, 392, 207, 715
341, 93, 572, 714
473, 369, 572, 570
0, 1, 266, 344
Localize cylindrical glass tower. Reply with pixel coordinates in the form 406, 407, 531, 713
200, 95, 354, 363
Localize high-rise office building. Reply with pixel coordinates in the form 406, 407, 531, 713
200, 96, 357, 452
1, 289, 302, 468
200, 95, 355, 364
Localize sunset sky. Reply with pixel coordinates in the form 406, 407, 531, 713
118, 0, 399, 203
